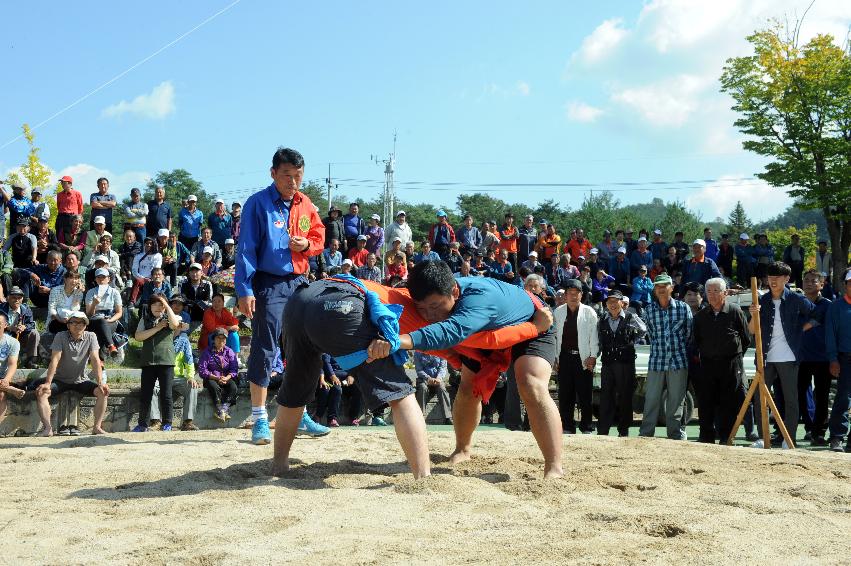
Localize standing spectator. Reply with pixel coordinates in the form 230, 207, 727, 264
348, 235, 369, 267
30, 188, 50, 225
0, 287, 39, 368
782, 233, 806, 288
32, 311, 108, 436
703, 227, 719, 262
7, 183, 35, 229
649, 229, 667, 261
456, 214, 482, 257
0, 247, 10, 300
597, 290, 646, 437
630, 265, 653, 307
517, 214, 537, 267
752, 234, 775, 280
553, 279, 599, 433
133, 295, 182, 432
46, 271, 83, 334
384, 210, 412, 250
230, 202, 241, 244
342, 202, 365, 252
365, 214, 384, 255
414, 351, 452, 424
826, 269, 851, 453
84, 268, 123, 357
190, 227, 222, 267
6, 218, 37, 268
639, 274, 693, 440
798, 270, 832, 445
181, 264, 215, 321
199, 327, 240, 422
716, 234, 735, 279
480, 220, 499, 252
124, 188, 149, 243
322, 206, 345, 252
566, 228, 592, 265
20, 250, 66, 308
623, 229, 638, 255
747, 261, 816, 448
629, 237, 653, 279
498, 213, 519, 271
177, 195, 203, 251
55, 175, 83, 237
815, 240, 832, 282
234, 147, 327, 446
429, 210, 456, 259
682, 239, 721, 287
735, 233, 755, 285
146, 185, 173, 236
692, 277, 750, 444
130, 237, 163, 304
57, 215, 86, 255
355, 253, 382, 283
89, 177, 116, 233
596, 230, 616, 263
536, 222, 561, 261
208, 198, 233, 248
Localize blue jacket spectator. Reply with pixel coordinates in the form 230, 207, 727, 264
631, 274, 654, 305
207, 205, 233, 248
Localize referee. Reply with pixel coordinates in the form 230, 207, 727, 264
235, 147, 326, 445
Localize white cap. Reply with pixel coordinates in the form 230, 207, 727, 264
187, 195, 198, 202
93, 216, 106, 225
528, 251, 538, 257
577, 255, 585, 260
653, 229, 662, 235
357, 234, 368, 241
589, 248, 598, 255
157, 228, 169, 237
371, 214, 380, 221
739, 233, 749, 240
68, 311, 88, 323
693, 239, 706, 247
396, 210, 406, 217
342, 259, 353, 266
215, 198, 225, 205
94, 267, 110, 277
189, 263, 202, 270
617, 246, 627, 254
392, 236, 402, 243
224, 238, 235, 245
92, 254, 109, 264
638, 236, 647, 242
202, 246, 214, 255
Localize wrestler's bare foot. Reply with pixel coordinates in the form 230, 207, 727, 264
543, 463, 564, 479
448, 447, 472, 465
268, 418, 276, 430
270, 460, 289, 477
38, 427, 53, 437
92, 427, 107, 435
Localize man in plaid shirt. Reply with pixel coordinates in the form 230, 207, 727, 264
639, 274, 693, 439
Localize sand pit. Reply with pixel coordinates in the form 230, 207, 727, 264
1, 429, 849, 564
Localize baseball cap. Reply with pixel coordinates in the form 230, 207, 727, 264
561, 279, 583, 292
31, 188, 42, 195
617, 246, 627, 254
8, 286, 24, 297
170, 293, 187, 304
187, 195, 198, 202
67, 311, 88, 323
93, 216, 106, 225
157, 228, 169, 237
606, 290, 625, 301
130, 187, 140, 195
653, 274, 673, 286
210, 327, 228, 340
392, 236, 402, 243
653, 229, 662, 235
224, 238, 235, 245
94, 267, 110, 277
739, 233, 749, 240
538, 219, 547, 225
625, 228, 634, 233
639, 264, 648, 271
693, 239, 707, 247
11, 182, 26, 190
589, 248, 598, 255
189, 263, 202, 271
357, 234, 368, 241
577, 255, 585, 260
215, 198, 225, 205
60, 175, 73, 183
92, 255, 109, 264
436, 210, 447, 217
202, 246, 214, 255
638, 236, 647, 242
396, 210, 406, 217
342, 259, 353, 266
528, 251, 538, 257
15, 217, 29, 226
371, 214, 380, 221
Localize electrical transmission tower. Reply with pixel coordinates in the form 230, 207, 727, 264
372, 132, 397, 239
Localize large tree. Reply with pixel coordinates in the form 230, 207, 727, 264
727, 201, 753, 237
721, 27, 851, 289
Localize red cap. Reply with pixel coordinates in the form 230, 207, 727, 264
60, 175, 73, 183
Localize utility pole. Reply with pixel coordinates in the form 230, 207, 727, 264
325, 163, 337, 210
372, 132, 397, 267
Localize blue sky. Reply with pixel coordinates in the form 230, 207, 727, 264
2, 0, 850, 221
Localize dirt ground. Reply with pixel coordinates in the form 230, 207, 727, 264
1, 428, 849, 565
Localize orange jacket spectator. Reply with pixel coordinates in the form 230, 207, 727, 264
199, 305, 239, 350
566, 237, 592, 262
536, 227, 562, 260
499, 224, 518, 254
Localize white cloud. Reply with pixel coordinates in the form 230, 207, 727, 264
516, 81, 531, 96
572, 18, 628, 64
685, 174, 794, 222
611, 74, 713, 127
565, 101, 604, 123
102, 81, 175, 120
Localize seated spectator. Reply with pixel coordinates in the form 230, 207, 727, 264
471, 254, 491, 277
413, 240, 441, 264
609, 246, 631, 289
19, 250, 66, 308
323, 239, 343, 271
159, 229, 191, 287
0, 312, 25, 427
7, 183, 35, 228
490, 249, 518, 284
139, 267, 172, 307
444, 242, 463, 272
0, 246, 11, 300
340, 259, 354, 275
83, 216, 111, 265
5, 218, 37, 268
0, 286, 39, 368
199, 292, 240, 354
131, 236, 162, 303
199, 246, 219, 278
354, 253, 382, 282
84, 268, 123, 358
190, 227, 222, 267
348, 234, 369, 267
132, 295, 182, 432
314, 353, 344, 427
33, 215, 59, 265
593, 268, 615, 303
181, 263, 215, 321
63, 249, 83, 277
198, 327, 239, 422
57, 215, 87, 256
87, 234, 122, 285
631, 265, 653, 307
629, 237, 653, 279
221, 238, 236, 270
47, 271, 84, 334
414, 351, 452, 424
521, 250, 542, 272
384, 251, 407, 283
525, 272, 555, 307
32, 311, 108, 436
118, 229, 143, 284
578, 266, 594, 305
150, 301, 199, 431
84, 255, 121, 291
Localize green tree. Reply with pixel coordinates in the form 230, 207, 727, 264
4, 124, 55, 232
763, 224, 819, 270
727, 201, 753, 237
721, 27, 851, 289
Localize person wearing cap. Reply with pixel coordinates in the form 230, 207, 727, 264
32, 310, 108, 436
57, 214, 87, 255
30, 188, 50, 227
178, 195, 204, 251
365, 213, 384, 255
88, 233, 120, 277
826, 269, 851, 452
682, 239, 721, 288
428, 210, 456, 260
639, 273, 693, 440
628, 237, 653, 279
340, 258, 354, 274
782, 233, 806, 288
520, 250, 542, 272
5, 217, 38, 268
190, 227, 222, 267
6, 183, 35, 232
21, 249, 67, 309
322, 206, 346, 252
347, 234, 370, 267
608, 246, 631, 292
734, 233, 755, 285
54, 175, 83, 238
235, 147, 327, 445
146, 185, 172, 236
89, 177, 116, 233
123, 188, 149, 243
551, 277, 599, 434
84, 267, 123, 357
220, 237, 236, 270
443, 242, 464, 273
342, 202, 366, 252
199, 291, 240, 353
629, 263, 654, 308
535, 223, 562, 262
208, 198, 233, 249
130, 237, 163, 304
455, 214, 482, 258
198, 326, 240, 422
0, 286, 38, 367
622, 229, 637, 255
133, 295, 183, 432
181, 263, 216, 321
384, 210, 412, 252
565, 228, 592, 265
597, 289, 647, 437
83, 215, 112, 264
84, 254, 120, 291
645, 229, 664, 261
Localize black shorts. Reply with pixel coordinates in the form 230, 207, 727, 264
459, 325, 557, 374
29, 378, 99, 396
276, 280, 414, 411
